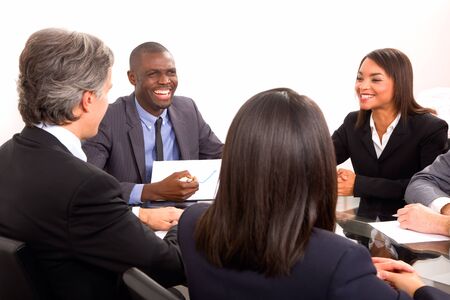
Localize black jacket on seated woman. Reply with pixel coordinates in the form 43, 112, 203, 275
332, 48, 448, 204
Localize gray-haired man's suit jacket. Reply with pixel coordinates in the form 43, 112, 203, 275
405, 150, 450, 206
83, 93, 223, 201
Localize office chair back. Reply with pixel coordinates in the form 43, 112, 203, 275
0, 236, 47, 300
123, 267, 180, 300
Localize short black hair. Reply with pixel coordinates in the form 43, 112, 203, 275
129, 42, 169, 70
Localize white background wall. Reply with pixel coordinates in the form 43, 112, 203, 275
1, 0, 450, 144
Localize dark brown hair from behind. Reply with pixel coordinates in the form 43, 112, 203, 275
194, 88, 337, 277
356, 48, 434, 128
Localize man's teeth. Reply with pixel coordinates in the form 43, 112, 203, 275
154, 90, 170, 95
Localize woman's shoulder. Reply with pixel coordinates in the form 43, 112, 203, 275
341, 110, 362, 125
179, 203, 210, 235
182, 202, 210, 219
409, 112, 448, 130
310, 228, 369, 256
410, 112, 445, 122
306, 228, 374, 273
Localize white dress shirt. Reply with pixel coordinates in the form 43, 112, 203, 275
36, 123, 87, 162
370, 113, 401, 158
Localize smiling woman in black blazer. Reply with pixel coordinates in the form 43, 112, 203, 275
332, 48, 448, 205
178, 88, 446, 300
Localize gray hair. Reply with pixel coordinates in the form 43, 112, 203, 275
17, 28, 114, 126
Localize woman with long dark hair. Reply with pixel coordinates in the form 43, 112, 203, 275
333, 48, 447, 207
178, 88, 444, 299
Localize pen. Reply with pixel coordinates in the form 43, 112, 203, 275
392, 214, 398, 217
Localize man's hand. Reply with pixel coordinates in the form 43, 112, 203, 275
139, 207, 183, 231
397, 203, 450, 236
142, 170, 199, 201
337, 168, 355, 196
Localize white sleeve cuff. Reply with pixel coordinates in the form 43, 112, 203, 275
429, 197, 450, 213
132, 206, 140, 217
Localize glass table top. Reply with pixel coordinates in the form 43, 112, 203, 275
336, 196, 450, 293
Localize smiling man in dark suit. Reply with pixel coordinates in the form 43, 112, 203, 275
82, 42, 223, 228
0, 28, 185, 300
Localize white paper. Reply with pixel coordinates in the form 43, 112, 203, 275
151, 159, 221, 201
369, 221, 450, 244
414, 256, 450, 286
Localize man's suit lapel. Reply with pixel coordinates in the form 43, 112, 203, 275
124, 95, 146, 183
378, 115, 409, 162
168, 98, 190, 159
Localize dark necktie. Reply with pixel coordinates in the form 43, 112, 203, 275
155, 117, 164, 161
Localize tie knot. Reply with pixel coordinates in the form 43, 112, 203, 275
155, 117, 163, 128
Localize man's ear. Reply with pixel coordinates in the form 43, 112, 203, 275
127, 70, 137, 85
80, 91, 95, 112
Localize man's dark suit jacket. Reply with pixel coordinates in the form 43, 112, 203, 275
0, 127, 185, 300
83, 93, 223, 201
332, 111, 448, 201
179, 204, 448, 300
